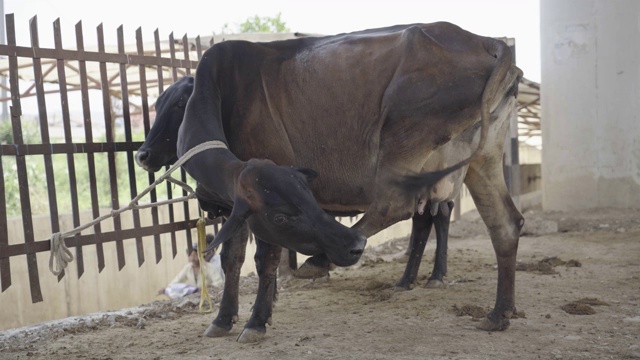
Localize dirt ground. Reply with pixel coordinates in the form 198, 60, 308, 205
2, 207, 639, 360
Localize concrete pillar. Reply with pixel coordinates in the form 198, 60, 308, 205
541, 0, 640, 210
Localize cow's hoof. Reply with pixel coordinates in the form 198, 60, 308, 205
476, 315, 511, 331
425, 279, 445, 288
394, 282, 413, 291
293, 262, 329, 279
204, 323, 231, 337
237, 328, 265, 343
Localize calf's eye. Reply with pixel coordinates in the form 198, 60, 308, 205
274, 214, 288, 224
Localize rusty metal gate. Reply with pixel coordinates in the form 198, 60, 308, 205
0, 14, 217, 303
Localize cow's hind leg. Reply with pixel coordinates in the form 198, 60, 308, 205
396, 210, 434, 290
237, 238, 281, 343
426, 200, 453, 288
277, 248, 297, 277
294, 253, 332, 279
465, 161, 523, 331
204, 223, 249, 338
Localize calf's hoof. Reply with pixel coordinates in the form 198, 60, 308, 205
476, 314, 511, 331
204, 323, 232, 337
294, 262, 329, 279
394, 281, 413, 291
237, 328, 266, 343
425, 279, 446, 288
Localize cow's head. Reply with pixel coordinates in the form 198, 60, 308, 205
135, 75, 194, 172
204, 159, 367, 267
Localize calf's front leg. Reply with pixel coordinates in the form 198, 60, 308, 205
204, 223, 249, 337
237, 238, 281, 343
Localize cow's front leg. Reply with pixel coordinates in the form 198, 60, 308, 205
465, 161, 523, 331
237, 238, 281, 343
426, 200, 454, 288
395, 210, 434, 290
204, 223, 249, 337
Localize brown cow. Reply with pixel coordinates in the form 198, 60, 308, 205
146, 22, 523, 342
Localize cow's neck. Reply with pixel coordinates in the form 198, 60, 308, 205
182, 146, 245, 209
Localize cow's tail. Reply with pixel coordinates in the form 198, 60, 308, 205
401, 38, 521, 192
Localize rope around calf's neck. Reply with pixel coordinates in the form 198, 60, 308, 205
48, 140, 229, 276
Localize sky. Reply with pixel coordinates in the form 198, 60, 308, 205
4, 0, 541, 82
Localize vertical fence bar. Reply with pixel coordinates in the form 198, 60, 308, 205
117, 25, 144, 267
168, 33, 178, 81
53, 18, 82, 279
31, 16, 63, 275
154, 29, 178, 258
0, 125, 9, 291
137, 27, 162, 264
76, 21, 104, 275
97, 23, 126, 270
182, 34, 191, 76
7, 14, 43, 302
0, 15, 10, 292
195, 35, 203, 61
168, 32, 193, 251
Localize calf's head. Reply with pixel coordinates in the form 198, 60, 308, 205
135, 75, 194, 172
206, 159, 367, 267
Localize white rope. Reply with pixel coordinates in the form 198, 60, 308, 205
49, 233, 74, 276
48, 140, 228, 276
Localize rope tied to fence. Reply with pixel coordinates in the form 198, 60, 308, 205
49, 233, 74, 276
196, 213, 214, 313
48, 140, 229, 276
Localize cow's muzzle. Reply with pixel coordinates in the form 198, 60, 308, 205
330, 233, 367, 267
135, 149, 161, 172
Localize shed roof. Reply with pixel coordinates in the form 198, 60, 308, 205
0, 31, 539, 142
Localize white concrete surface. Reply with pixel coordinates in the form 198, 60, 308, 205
540, 0, 640, 210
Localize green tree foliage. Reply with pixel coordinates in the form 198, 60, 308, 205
220, 13, 290, 34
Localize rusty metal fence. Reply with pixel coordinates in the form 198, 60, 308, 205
0, 14, 219, 303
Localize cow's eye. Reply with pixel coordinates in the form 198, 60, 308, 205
274, 214, 288, 224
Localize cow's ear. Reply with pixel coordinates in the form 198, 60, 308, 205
204, 198, 252, 252
296, 167, 318, 182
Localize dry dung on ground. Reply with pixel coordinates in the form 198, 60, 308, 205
561, 298, 609, 315
516, 256, 582, 274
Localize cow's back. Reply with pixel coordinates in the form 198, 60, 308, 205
201, 22, 512, 211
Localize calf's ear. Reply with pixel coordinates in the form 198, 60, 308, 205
204, 198, 252, 252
